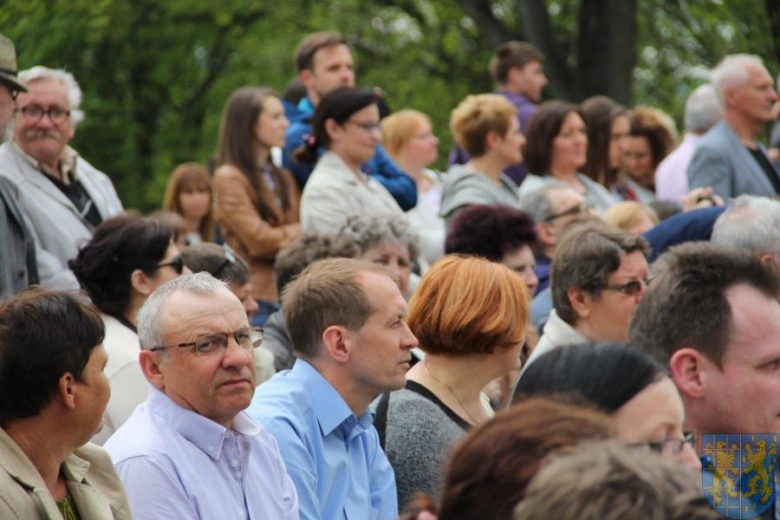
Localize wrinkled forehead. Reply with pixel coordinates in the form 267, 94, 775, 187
20, 77, 69, 105
159, 288, 248, 339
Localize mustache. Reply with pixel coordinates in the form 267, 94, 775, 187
25, 129, 63, 140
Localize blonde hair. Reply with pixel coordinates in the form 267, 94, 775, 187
380, 109, 430, 160
408, 255, 528, 356
602, 202, 659, 234
450, 94, 517, 158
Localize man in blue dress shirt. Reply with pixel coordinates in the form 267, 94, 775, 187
248, 258, 418, 520
105, 273, 299, 519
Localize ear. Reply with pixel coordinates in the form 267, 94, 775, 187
321, 325, 351, 365
58, 372, 77, 410
130, 269, 155, 297
669, 348, 707, 400
536, 222, 556, 247
324, 118, 343, 143
299, 69, 314, 93
139, 350, 166, 390
485, 129, 501, 151
567, 287, 592, 319
506, 66, 522, 87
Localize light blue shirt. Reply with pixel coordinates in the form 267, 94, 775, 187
104, 387, 299, 520
247, 359, 398, 520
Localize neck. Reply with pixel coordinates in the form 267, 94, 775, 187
394, 156, 424, 183
254, 145, 271, 168
183, 216, 201, 235
123, 296, 144, 327
549, 164, 579, 182
329, 148, 364, 178
724, 112, 762, 147
5, 419, 69, 492
314, 361, 373, 417
467, 155, 506, 183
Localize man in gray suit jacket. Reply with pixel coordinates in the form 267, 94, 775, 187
688, 54, 779, 199
0, 34, 38, 298
0, 66, 122, 289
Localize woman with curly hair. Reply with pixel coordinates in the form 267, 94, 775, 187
624, 106, 679, 196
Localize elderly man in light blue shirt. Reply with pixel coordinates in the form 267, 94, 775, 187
248, 258, 418, 519
105, 273, 299, 519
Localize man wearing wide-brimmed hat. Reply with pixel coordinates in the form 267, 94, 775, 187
0, 33, 38, 297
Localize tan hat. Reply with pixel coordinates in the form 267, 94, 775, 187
0, 34, 26, 93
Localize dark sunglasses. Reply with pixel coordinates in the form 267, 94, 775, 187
603, 278, 649, 296
156, 256, 185, 275
543, 203, 589, 223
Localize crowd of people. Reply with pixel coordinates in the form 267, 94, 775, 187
0, 26, 779, 520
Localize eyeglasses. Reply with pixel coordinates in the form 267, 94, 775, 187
149, 326, 263, 357
603, 278, 649, 296
156, 256, 185, 275
346, 120, 381, 133
17, 105, 71, 125
644, 433, 696, 456
210, 244, 236, 279
543, 203, 589, 223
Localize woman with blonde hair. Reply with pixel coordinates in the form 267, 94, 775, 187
214, 86, 303, 326
382, 109, 444, 262
602, 201, 659, 235
441, 94, 525, 222
375, 255, 529, 509
162, 162, 215, 244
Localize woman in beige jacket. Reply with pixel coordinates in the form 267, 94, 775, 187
214, 87, 303, 326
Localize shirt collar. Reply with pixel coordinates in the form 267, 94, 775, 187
297, 96, 315, 115
292, 359, 374, 437
147, 387, 261, 460
12, 141, 79, 184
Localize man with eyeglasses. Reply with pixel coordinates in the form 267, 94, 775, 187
104, 273, 299, 519
523, 220, 650, 370
0, 66, 122, 289
0, 34, 39, 298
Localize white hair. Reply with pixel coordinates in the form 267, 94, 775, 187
18, 66, 84, 125
683, 84, 722, 134
710, 54, 765, 106
137, 272, 229, 350
711, 195, 780, 255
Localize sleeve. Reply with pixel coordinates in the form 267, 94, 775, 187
687, 146, 733, 199
263, 417, 324, 520
367, 428, 400, 517
366, 145, 417, 211
213, 167, 302, 261
283, 124, 316, 189
113, 456, 199, 520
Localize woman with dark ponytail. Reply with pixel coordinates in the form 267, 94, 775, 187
214, 87, 303, 326
69, 212, 186, 444
297, 86, 407, 234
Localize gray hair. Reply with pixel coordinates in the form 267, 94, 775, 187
18, 66, 84, 125
710, 54, 766, 106
683, 84, 722, 134
519, 180, 573, 223
712, 195, 780, 255
137, 272, 229, 350
337, 214, 419, 261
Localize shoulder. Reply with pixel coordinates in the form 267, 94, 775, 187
248, 371, 312, 426
214, 164, 250, 185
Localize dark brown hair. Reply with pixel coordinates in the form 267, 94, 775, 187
437, 398, 613, 520
522, 100, 582, 175
217, 87, 292, 225
295, 31, 348, 72
581, 95, 628, 188
489, 41, 544, 84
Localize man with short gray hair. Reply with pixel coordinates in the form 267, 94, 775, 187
711, 194, 780, 270
104, 272, 299, 519
688, 54, 780, 199
655, 84, 722, 202
0, 65, 122, 288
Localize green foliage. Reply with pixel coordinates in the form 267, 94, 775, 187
3, 0, 777, 211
